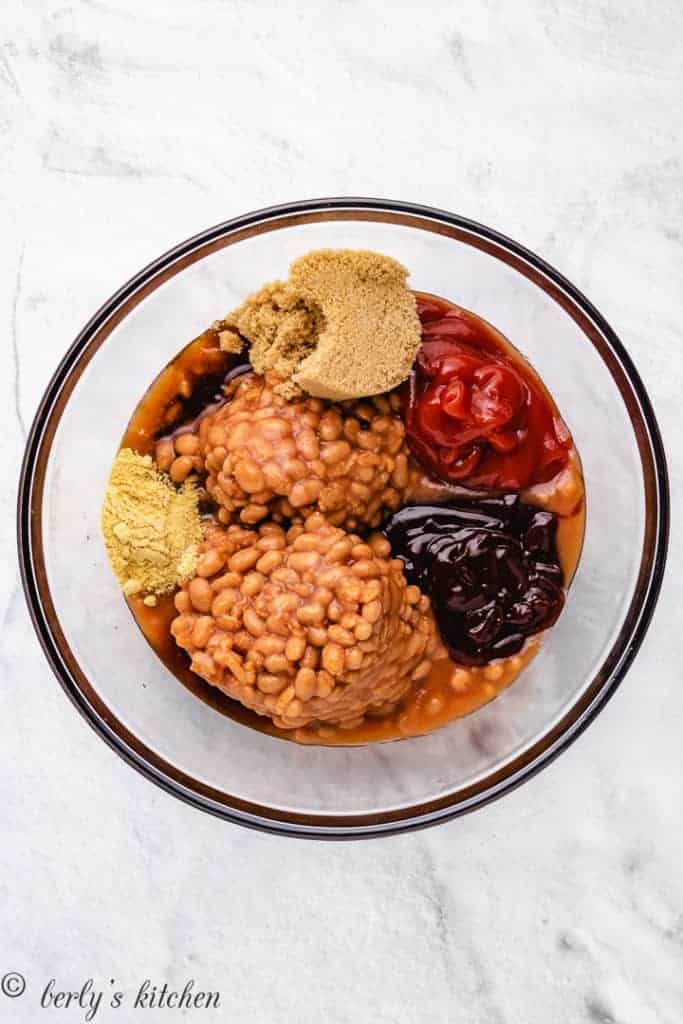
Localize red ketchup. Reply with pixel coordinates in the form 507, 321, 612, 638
405, 297, 571, 490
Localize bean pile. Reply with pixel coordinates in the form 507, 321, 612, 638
171, 512, 436, 729
155, 430, 203, 483
196, 373, 410, 529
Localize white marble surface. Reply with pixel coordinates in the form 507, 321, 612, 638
2, 1, 682, 1021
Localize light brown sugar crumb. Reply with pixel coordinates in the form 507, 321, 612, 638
222, 249, 421, 401
216, 328, 243, 354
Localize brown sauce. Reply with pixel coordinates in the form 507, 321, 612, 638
121, 297, 585, 746
121, 326, 238, 455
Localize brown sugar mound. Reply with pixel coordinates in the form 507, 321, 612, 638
223, 249, 422, 400
223, 282, 322, 398
197, 372, 410, 530
171, 514, 436, 730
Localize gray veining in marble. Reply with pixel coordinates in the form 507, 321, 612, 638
2, 1, 681, 1021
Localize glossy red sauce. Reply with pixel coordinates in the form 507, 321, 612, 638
405, 297, 572, 490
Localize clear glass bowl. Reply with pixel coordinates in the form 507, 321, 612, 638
18, 199, 669, 838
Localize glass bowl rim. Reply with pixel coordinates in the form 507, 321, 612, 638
17, 197, 670, 839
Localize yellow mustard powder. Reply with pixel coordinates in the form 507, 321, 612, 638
101, 448, 202, 597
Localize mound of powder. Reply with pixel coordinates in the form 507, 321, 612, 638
102, 448, 202, 600
222, 249, 422, 400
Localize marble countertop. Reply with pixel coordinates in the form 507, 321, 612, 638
2, 2, 681, 1021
